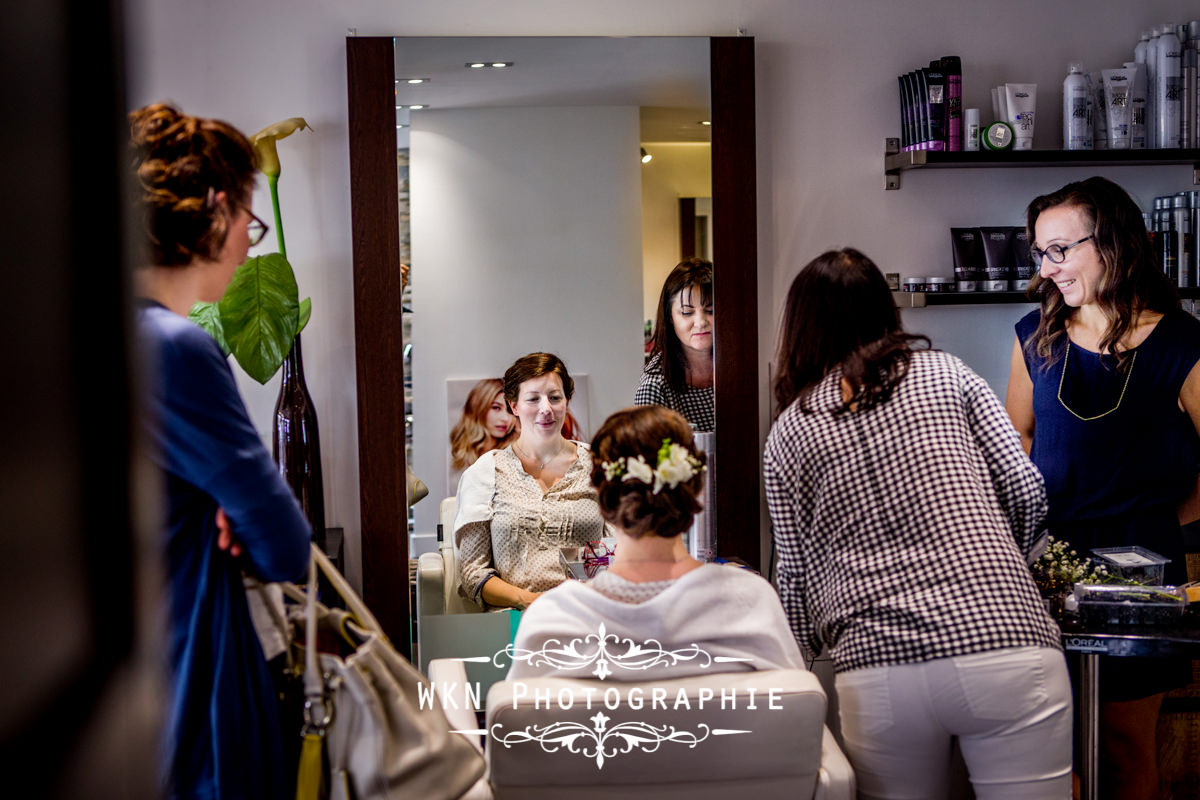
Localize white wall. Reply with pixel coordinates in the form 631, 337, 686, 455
125, 0, 1200, 587
409, 105, 644, 539
640, 143, 712, 322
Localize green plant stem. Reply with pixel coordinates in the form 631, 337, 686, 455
268, 173, 287, 259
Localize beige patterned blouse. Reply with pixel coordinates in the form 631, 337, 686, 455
453, 443, 605, 607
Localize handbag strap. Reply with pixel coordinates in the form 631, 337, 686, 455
310, 544, 385, 636
302, 556, 331, 733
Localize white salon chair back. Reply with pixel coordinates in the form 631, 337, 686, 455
416, 496, 479, 617
431, 660, 854, 800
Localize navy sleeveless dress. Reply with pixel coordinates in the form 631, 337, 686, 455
1016, 308, 1200, 698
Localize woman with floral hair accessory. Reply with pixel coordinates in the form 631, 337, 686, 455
507, 405, 803, 681
766, 248, 1070, 799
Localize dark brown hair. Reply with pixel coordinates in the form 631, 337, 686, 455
646, 258, 713, 391
129, 103, 257, 267
590, 406, 706, 538
1024, 176, 1177, 371
773, 248, 929, 417
503, 353, 575, 411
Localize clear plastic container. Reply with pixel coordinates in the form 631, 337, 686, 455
1072, 582, 1185, 626
1090, 546, 1171, 585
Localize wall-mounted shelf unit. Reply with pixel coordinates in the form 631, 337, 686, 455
896, 287, 1200, 308
883, 138, 1200, 190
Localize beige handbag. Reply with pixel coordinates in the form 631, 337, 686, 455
289, 545, 484, 800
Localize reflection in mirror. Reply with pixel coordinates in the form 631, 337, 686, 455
392, 37, 711, 555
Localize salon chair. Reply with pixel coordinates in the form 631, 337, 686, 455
430, 659, 855, 800
417, 497, 478, 617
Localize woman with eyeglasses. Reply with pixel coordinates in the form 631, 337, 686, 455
130, 103, 310, 799
1006, 176, 1200, 800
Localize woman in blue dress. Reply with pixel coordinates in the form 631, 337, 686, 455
1006, 176, 1200, 800
130, 103, 312, 799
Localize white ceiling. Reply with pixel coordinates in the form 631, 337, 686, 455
392, 36, 711, 144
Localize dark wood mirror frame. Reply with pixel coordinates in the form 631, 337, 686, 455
346, 35, 757, 652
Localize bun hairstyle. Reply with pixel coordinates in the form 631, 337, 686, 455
503, 352, 575, 411
590, 406, 706, 539
129, 103, 257, 267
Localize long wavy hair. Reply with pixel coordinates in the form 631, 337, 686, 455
590, 406, 706, 539
645, 258, 713, 392
448, 378, 515, 471
1024, 176, 1177, 372
773, 248, 930, 417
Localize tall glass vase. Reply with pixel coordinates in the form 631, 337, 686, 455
273, 332, 326, 552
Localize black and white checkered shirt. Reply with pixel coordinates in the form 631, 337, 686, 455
764, 349, 1061, 673
634, 355, 715, 432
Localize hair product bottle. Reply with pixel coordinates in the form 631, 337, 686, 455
1125, 62, 1148, 149
1145, 26, 1161, 147
1063, 63, 1091, 149
941, 56, 963, 151
1183, 23, 1197, 147
1157, 23, 1183, 148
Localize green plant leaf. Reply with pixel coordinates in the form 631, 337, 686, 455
188, 301, 231, 355
298, 297, 311, 334
218, 252, 299, 384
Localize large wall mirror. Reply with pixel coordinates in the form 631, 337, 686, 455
347, 36, 756, 650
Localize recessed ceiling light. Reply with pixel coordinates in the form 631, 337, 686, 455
700, 120, 712, 126
403, 78, 429, 84
396, 104, 428, 110
640, 147, 653, 164
465, 62, 514, 69
492, 62, 508, 68
396, 124, 409, 129
468, 62, 486, 69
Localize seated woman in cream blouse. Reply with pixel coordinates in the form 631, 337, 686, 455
454, 352, 607, 610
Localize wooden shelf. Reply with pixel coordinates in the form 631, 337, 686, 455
883, 139, 1200, 189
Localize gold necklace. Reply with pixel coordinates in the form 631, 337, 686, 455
513, 441, 557, 471
1057, 342, 1136, 421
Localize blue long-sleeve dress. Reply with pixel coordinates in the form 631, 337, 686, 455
138, 299, 311, 799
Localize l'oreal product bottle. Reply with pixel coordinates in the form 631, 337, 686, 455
1145, 26, 1161, 147
1191, 23, 1200, 147
1101, 69, 1134, 149
1005, 84, 1037, 150
923, 65, 947, 151
1011, 227, 1035, 291
913, 71, 931, 149
898, 74, 913, 150
1124, 62, 1148, 149
1134, 30, 1151, 68
964, 108, 981, 151
1155, 197, 1177, 282
980, 227, 1015, 291
1183, 26, 1196, 147
950, 228, 987, 292
1157, 23, 1183, 148
941, 56, 963, 151
1063, 63, 1091, 150
1174, 193, 1193, 288
1090, 71, 1109, 149
981, 120, 1015, 150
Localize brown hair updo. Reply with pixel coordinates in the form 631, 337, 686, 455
129, 103, 257, 267
590, 406, 706, 539
503, 353, 575, 411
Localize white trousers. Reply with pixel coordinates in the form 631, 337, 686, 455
834, 646, 1072, 800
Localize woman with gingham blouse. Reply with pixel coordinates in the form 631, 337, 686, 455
764, 249, 1070, 800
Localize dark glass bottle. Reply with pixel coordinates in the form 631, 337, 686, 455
273, 332, 326, 552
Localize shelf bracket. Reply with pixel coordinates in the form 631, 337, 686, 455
884, 138, 901, 190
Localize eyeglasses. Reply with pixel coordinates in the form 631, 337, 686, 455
245, 208, 270, 247
1030, 234, 1094, 266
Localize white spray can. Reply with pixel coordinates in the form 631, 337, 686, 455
1157, 23, 1182, 149
1063, 62, 1091, 149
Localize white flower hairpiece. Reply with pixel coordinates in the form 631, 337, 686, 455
600, 438, 705, 494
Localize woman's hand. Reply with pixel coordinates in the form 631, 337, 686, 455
215, 507, 243, 557
480, 576, 542, 611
